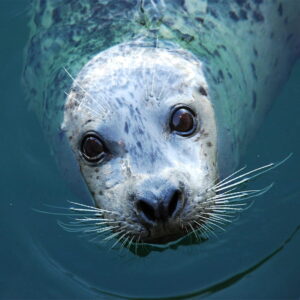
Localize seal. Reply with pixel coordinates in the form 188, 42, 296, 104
24, 1, 300, 245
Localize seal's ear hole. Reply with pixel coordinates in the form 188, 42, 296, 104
170, 106, 198, 137
199, 86, 207, 96
80, 131, 106, 163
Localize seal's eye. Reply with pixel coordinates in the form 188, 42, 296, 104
80, 132, 106, 163
170, 106, 197, 136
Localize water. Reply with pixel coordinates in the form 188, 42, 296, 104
1, 1, 300, 299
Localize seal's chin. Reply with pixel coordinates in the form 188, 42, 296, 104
142, 231, 186, 244
139, 222, 189, 245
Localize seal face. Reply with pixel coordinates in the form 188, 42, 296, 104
62, 43, 218, 243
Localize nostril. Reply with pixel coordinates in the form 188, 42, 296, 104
137, 200, 156, 223
135, 188, 184, 225
168, 190, 182, 217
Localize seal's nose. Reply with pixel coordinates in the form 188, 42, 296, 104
136, 189, 183, 225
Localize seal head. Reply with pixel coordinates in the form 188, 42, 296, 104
62, 42, 217, 244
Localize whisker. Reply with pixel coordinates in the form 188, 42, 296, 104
188, 222, 200, 240
104, 231, 121, 241
207, 218, 228, 228
59, 218, 118, 234
63, 67, 107, 114
204, 213, 232, 224
41, 200, 132, 247
134, 235, 142, 255
121, 235, 131, 250
210, 165, 247, 190
210, 203, 248, 208
206, 219, 226, 231
73, 217, 117, 223
221, 187, 239, 195
215, 163, 273, 190
64, 91, 102, 119
196, 214, 226, 227
82, 230, 100, 240
89, 232, 108, 243
200, 223, 217, 238
193, 220, 210, 238
85, 225, 116, 234
157, 72, 171, 101
211, 188, 263, 199
213, 183, 274, 204
209, 206, 244, 211
160, 0, 166, 8
213, 154, 291, 192
127, 236, 135, 250
57, 220, 99, 233
68, 201, 117, 215
76, 221, 119, 228
150, 58, 156, 98
211, 193, 257, 203
64, 220, 111, 227
143, 62, 150, 101
200, 229, 209, 239
150, 0, 158, 11
198, 215, 228, 232
34, 204, 107, 217
111, 231, 127, 249
199, 158, 288, 240
69, 208, 105, 215
183, 225, 190, 235
242, 200, 255, 211
192, 217, 212, 237
32, 208, 96, 217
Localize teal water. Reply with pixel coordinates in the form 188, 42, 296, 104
1, 1, 300, 299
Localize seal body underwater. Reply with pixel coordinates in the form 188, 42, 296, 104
24, 0, 300, 244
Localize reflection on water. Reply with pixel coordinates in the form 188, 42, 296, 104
1, 1, 300, 299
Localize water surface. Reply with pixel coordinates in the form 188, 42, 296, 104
0, 1, 300, 299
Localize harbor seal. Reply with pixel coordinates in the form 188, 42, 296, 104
24, 0, 300, 245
